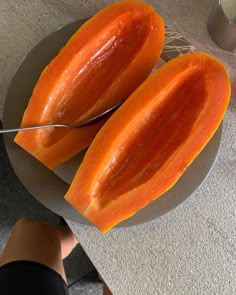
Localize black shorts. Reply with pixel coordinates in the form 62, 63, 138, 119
0, 260, 69, 295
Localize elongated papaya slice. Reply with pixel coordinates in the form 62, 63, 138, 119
65, 52, 231, 233
14, 0, 164, 169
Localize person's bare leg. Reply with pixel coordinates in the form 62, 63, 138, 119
0, 218, 78, 282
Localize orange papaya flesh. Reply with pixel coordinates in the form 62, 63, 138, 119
14, 0, 164, 170
65, 52, 231, 233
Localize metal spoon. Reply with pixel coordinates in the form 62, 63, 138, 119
0, 101, 122, 134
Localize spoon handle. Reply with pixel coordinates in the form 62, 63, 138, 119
0, 101, 123, 134
0, 124, 70, 133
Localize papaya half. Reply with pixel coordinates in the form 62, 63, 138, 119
14, 0, 164, 170
65, 52, 231, 233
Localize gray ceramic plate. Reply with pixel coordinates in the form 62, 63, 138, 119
3, 19, 222, 228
